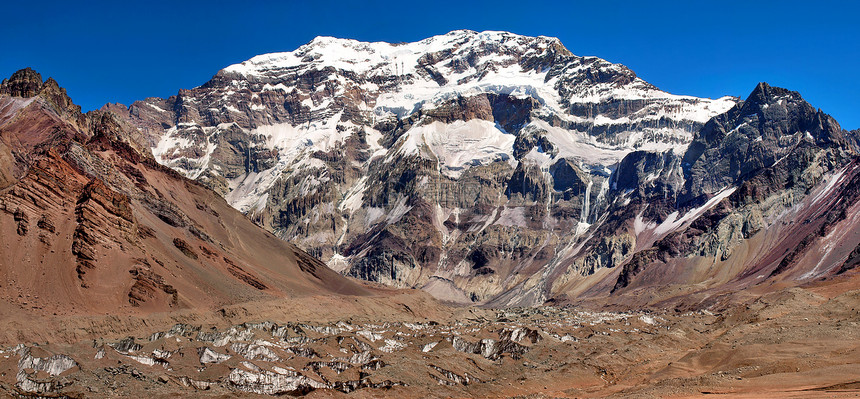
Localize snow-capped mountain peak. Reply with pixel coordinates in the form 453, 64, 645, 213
223, 30, 564, 76
113, 30, 739, 304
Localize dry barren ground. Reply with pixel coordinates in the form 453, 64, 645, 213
0, 278, 858, 398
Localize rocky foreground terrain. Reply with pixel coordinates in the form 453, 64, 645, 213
1, 277, 859, 398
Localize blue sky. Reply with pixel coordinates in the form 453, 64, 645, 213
3, 0, 858, 128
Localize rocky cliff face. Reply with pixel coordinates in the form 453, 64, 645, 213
111, 30, 860, 307
0, 69, 368, 316
556, 82, 859, 308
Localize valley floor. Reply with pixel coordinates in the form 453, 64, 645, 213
1, 277, 858, 398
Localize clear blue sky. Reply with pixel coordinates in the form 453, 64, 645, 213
3, 0, 858, 129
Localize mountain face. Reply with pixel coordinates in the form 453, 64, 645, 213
566, 83, 859, 307
0, 68, 367, 316
110, 30, 859, 307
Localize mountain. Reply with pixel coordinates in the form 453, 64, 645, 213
0, 68, 368, 318
560, 82, 860, 308
3, 34, 860, 399
110, 30, 860, 308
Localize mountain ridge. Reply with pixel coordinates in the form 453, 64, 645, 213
106, 30, 860, 308
0, 68, 371, 319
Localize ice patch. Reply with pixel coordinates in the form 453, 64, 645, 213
398, 119, 515, 178
637, 187, 737, 239
810, 168, 846, 206
339, 176, 368, 213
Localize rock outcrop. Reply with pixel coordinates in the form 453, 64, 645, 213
0, 68, 368, 316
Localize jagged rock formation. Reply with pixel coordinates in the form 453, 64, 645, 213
111, 30, 743, 304
109, 30, 860, 308
550, 82, 860, 308
0, 68, 368, 316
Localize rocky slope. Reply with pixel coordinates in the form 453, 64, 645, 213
111, 30, 860, 308
0, 68, 368, 318
548, 82, 860, 308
